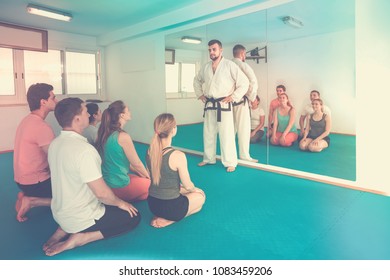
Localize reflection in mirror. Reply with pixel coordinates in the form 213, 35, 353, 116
165, 10, 268, 165
165, 0, 356, 183
265, 0, 355, 181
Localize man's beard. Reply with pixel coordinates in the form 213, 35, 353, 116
210, 54, 220, 61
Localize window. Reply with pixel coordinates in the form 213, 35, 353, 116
24, 50, 63, 94
0, 48, 15, 96
165, 62, 197, 98
165, 63, 179, 93
65, 51, 97, 95
180, 63, 196, 93
0, 47, 101, 105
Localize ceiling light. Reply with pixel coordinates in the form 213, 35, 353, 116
181, 36, 202, 44
282, 16, 303, 28
27, 4, 73, 22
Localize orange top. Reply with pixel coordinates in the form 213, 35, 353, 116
13, 114, 55, 184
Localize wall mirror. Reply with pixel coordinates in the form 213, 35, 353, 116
165, 0, 356, 184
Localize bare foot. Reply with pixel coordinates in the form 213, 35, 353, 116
197, 161, 215, 167
241, 158, 258, 163
226, 166, 236, 172
15, 192, 24, 212
150, 216, 175, 228
17, 196, 31, 222
43, 227, 69, 251
45, 231, 103, 256
44, 234, 79, 257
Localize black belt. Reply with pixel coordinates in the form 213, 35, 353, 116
233, 95, 249, 107
203, 96, 232, 122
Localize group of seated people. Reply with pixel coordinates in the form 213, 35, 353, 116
249, 85, 332, 153
13, 83, 206, 256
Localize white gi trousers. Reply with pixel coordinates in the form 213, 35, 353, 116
233, 99, 252, 160
203, 103, 237, 167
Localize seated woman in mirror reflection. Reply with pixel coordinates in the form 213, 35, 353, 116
96, 100, 151, 202
270, 93, 298, 146
250, 95, 265, 143
299, 90, 331, 140
299, 98, 331, 152
146, 113, 206, 228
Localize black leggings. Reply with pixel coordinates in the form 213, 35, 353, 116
81, 205, 141, 238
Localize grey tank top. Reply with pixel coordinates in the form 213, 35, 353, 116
308, 113, 327, 139
147, 148, 181, 200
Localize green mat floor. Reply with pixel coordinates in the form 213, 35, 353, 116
172, 123, 356, 181
0, 142, 388, 260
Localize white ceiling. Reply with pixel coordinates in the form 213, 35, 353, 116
0, 0, 354, 47
166, 0, 355, 50
0, 0, 203, 36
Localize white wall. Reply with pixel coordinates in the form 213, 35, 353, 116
166, 98, 204, 125
0, 106, 30, 151
355, 0, 390, 194
104, 34, 167, 144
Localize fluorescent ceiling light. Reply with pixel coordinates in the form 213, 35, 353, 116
282, 16, 303, 28
27, 4, 73, 22
181, 36, 202, 44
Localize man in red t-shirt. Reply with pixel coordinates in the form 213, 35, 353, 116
13, 83, 57, 222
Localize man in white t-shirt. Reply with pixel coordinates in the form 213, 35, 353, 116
250, 95, 266, 143
44, 97, 140, 257
299, 90, 331, 138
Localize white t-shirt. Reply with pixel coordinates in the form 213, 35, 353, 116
302, 103, 331, 116
48, 130, 105, 233
82, 124, 99, 145
250, 106, 265, 130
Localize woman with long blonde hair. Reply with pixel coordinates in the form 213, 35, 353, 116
270, 93, 298, 146
96, 100, 150, 201
146, 113, 205, 228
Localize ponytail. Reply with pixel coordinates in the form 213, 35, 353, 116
149, 133, 164, 185
148, 113, 176, 185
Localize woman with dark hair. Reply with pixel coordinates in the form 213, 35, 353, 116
82, 103, 102, 144
299, 98, 331, 152
146, 113, 205, 228
96, 100, 150, 202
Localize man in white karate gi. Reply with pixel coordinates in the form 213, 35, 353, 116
231, 44, 259, 162
194, 39, 249, 172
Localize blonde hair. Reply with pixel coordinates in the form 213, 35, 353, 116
148, 113, 176, 185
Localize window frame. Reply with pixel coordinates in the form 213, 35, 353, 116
165, 60, 199, 99
0, 47, 103, 106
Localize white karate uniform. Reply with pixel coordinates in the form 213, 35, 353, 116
194, 57, 249, 167
232, 58, 258, 161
